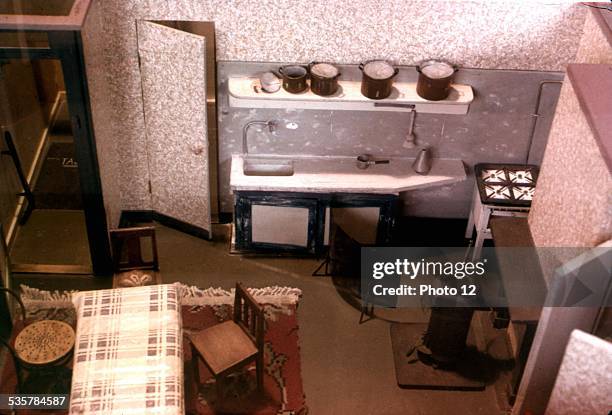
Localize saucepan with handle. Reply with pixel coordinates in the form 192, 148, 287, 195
356, 154, 390, 170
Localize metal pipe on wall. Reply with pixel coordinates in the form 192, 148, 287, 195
525, 80, 563, 164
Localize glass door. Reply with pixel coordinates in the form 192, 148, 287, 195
0, 25, 112, 275
0, 57, 91, 272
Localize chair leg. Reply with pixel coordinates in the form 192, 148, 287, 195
256, 353, 264, 392
215, 374, 224, 401
312, 255, 331, 276
191, 344, 200, 385
359, 302, 374, 324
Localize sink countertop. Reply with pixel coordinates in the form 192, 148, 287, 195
230, 154, 466, 195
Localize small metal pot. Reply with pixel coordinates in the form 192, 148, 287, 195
356, 154, 390, 170
309, 62, 341, 96
278, 65, 309, 94
259, 71, 281, 93
359, 60, 399, 100
416, 60, 457, 101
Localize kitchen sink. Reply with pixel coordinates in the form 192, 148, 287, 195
243, 157, 294, 176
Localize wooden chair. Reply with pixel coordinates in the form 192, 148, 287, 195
189, 283, 265, 398
109, 226, 161, 287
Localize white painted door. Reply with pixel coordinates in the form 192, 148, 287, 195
137, 21, 211, 238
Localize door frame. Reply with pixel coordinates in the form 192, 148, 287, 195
0, 29, 113, 276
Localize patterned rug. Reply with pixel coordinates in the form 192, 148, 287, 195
1, 284, 308, 415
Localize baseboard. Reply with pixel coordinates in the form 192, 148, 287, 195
119, 210, 211, 240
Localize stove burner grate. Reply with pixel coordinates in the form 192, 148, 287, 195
475, 163, 539, 207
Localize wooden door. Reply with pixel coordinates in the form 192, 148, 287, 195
137, 21, 211, 238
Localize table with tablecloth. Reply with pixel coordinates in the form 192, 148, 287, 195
69, 284, 183, 414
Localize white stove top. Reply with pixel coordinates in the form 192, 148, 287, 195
476, 164, 539, 206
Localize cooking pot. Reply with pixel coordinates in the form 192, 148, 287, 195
259, 71, 281, 93
416, 60, 457, 101
359, 60, 398, 100
277, 65, 309, 93
309, 62, 341, 96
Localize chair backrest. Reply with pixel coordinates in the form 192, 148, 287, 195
233, 283, 264, 349
109, 226, 159, 272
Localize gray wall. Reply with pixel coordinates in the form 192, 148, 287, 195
217, 62, 563, 217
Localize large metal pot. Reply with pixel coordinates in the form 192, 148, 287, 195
309, 62, 341, 96
278, 65, 309, 94
416, 60, 457, 101
359, 60, 398, 100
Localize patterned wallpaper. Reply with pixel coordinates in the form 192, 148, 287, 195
575, 7, 612, 64
528, 80, 611, 249
529, 8, 612, 261
81, 0, 121, 227
127, 0, 586, 70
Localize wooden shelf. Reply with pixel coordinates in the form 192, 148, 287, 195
228, 77, 473, 115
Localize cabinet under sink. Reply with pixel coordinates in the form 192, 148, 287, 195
232, 191, 398, 254
229, 153, 467, 254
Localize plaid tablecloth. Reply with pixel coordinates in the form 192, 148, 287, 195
69, 284, 184, 414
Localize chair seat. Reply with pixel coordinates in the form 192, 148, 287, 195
190, 321, 258, 375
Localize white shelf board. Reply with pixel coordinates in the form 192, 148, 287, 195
228, 77, 473, 115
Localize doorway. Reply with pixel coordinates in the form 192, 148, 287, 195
0, 27, 112, 276
1, 57, 90, 271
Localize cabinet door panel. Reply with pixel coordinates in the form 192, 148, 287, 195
137, 21, 211, 236
234, 193, 322, 254
331, 207, 380, 245
251, 205, 309, 247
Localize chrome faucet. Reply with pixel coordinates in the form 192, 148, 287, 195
242, 120, 277, 155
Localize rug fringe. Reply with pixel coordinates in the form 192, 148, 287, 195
18, 283, 302, 309
176, 283, 302, 306
19, 284, 76, 310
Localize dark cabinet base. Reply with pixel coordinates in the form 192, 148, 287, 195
233, 191, 399, 254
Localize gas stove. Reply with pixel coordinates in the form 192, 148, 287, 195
475, 163, 539, 207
